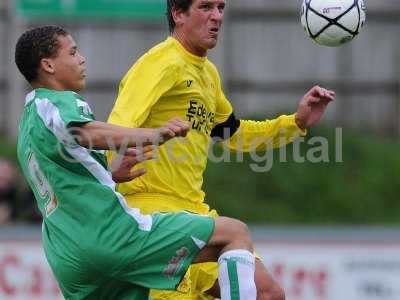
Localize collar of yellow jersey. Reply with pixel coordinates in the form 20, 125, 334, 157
168, 37, 206, 69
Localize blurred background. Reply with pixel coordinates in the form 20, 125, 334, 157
1, 0, 400, 299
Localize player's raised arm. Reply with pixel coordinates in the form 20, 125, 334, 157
74, 118, 189, 150
214, 85, 334, 153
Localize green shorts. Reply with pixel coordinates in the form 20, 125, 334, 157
50, 212, 215, 300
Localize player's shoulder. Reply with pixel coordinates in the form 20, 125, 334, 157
134, 38, 184, 71
204, 59, 221, 79
34, 88, 82, 101
32, 89, 87, 112
28, 89, 75, 106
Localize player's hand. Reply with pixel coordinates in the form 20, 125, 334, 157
155, 118, 190, 144
295, 85, 335, 129
111, 146, 154, 183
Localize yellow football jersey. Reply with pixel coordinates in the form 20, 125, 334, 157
108, 37, 305, 213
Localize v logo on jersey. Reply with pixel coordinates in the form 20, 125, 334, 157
186, 80, 193, 88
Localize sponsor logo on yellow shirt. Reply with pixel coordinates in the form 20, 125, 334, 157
186, 100, 215, 134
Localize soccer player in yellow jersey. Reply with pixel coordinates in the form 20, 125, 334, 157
108, 0, 335, 299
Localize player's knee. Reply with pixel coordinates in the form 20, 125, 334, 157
227, 218, 252, 246
236, 220, 251, 240
214, 217, 253, 250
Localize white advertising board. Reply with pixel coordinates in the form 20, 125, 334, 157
258, 242, 400, 300
1, 240, 400, 300
0, 241, 62, 300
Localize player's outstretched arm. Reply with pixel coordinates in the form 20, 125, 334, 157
217, 85, 335, 152
73, 118, 189, 150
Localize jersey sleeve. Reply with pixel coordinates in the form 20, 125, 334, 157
54, 91, 95, 127
108, 56, 180, 128
212, 64, 234, 127
224, 114, 307, 152
214, 88, 233, 126
34, 91, 95, 148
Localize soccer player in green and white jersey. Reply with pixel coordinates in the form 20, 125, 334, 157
15, 25, 262, 300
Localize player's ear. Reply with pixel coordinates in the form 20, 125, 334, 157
40, 58, 55, 75
171, 6, 186, 27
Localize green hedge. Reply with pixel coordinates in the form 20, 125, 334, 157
203, 128, 400, 225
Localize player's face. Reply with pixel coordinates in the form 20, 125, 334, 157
181, 0, 225, 55
50, 35, 86, 92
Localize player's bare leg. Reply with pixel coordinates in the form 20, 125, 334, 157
253, 260, 285, 300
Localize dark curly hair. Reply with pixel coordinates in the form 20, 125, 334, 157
15, 26, 68, 83
167, 0, 193, 33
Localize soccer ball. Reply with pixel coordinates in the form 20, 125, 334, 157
300, 0, 366, 47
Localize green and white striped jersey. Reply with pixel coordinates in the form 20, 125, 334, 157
17, 88, 152, 264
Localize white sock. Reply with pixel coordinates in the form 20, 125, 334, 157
218, 249, 256, 300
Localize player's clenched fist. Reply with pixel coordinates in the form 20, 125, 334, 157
295, 85, 335, 130
156, 118, 190, 143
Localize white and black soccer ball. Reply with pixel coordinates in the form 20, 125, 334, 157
301, 0, 366, 47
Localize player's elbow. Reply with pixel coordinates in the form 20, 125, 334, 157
70, 122, 103, 149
